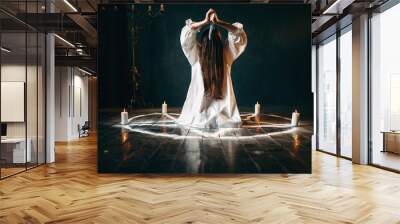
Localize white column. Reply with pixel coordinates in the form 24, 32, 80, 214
46, 33, 55, 163
312, 45, 317, 150
352, 14, 369, 164
46, 0, 55, 163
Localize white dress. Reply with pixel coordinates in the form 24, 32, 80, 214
177, 19, 247, 129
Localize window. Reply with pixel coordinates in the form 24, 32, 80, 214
317, 35, 337, 154
339, 27, 352, 158
370, 3, 400, 171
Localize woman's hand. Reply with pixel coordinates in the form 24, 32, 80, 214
210, 11, 240, 34
190, 9, 214, 30
204, 8, 215, 23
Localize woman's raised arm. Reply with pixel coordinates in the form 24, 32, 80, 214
180, 9, 215, 65
211, 12, 247, 62
210, 13, 239, 34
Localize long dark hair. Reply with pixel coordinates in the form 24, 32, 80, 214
199, 28, 225, 100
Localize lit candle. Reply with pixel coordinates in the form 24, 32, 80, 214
160, 4, 165, 12
121, 108, 128, 125
255, 102, 261, 116
291, 109, 300, 127
162, 101, 168, 115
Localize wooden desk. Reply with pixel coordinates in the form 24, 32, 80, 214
382, 131, 400, 154
1, 138, 32, 163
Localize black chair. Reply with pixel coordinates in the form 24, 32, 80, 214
79, 121, 90, 138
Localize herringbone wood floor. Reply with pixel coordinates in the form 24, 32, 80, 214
1, 135, 400, 224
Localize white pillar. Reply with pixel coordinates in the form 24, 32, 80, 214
46, 0, 55, 163
312, 45, 317, 150
352, 14, 369, 164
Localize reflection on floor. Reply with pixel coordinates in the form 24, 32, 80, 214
373, 151, 400, 171
0, 163, 38, 178
98, 108, 312, 173
0, 167, 25, 178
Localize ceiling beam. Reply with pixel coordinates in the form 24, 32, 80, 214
322, 0, 355, 14
311, 0, 356, 37
50, 0, 97, 47
55, 55, 96, 70
67, 13, 98, 47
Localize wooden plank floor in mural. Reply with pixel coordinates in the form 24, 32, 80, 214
1, 135, 400, 223
98, 108, 312, 173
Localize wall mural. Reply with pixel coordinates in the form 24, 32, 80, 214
98, 4, 312, 173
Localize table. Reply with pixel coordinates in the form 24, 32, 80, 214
1, 138, 32, 163
382, 131, 400, 154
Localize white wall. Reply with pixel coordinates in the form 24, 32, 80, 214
1, 65, 42, 137
1, 65, 26, 137
78, 71, 89, 137
55, 67, 89, 141
1, 65, 28, 140
55, 67, 69, 141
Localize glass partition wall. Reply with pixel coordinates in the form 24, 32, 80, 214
370, 3, 400, 171
0, 2, 46, 179
339, 27, 352, 159
316, 26, 353, 159
317, 35, 337, 155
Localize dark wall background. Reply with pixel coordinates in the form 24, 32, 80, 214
98, 5, 134, 109
99, 4, 312, 115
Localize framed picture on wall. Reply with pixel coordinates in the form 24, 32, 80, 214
97, 3, 312, 174
1, 81, 25, 123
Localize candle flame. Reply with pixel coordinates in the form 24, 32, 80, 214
123, 108, 126, 112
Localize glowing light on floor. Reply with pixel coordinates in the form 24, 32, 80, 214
113, 112, 297, 140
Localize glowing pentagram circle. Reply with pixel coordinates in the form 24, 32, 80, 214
114, 112, 296, 140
